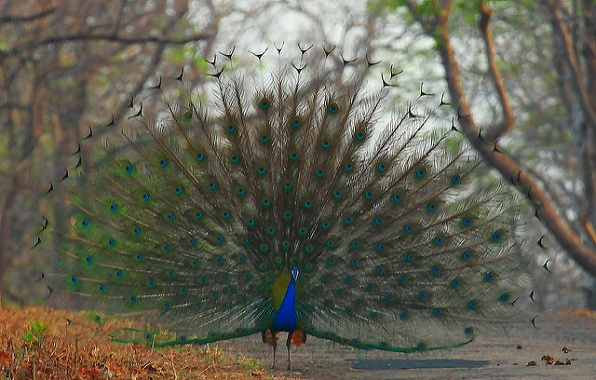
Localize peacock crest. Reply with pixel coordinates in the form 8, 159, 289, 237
41, 44, 531, 369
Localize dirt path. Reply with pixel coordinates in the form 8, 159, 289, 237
220, 311, 596, 380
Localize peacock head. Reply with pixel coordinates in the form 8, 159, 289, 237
291, 268, 299, 281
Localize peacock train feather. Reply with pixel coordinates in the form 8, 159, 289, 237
42, 44, 531, 370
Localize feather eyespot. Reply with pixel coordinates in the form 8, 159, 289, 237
259, 97, 270, 109
328, 102, 339, 114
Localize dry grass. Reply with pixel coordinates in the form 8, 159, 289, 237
0, 306, 274, 380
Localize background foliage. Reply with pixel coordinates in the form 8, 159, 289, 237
0, 0, 594, 310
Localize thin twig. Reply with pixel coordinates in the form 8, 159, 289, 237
545, 0, 596, 130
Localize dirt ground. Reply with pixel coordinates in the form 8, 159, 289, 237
219, 310, 596, 380
1, 308, 593, 379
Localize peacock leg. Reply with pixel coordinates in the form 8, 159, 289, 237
262, 330, 277, 369
273, 334, 278, 369
286, 331, 293, 370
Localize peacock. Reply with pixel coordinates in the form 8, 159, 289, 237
41, 44, 531, 370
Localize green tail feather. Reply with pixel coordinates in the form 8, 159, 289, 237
43, 45, 531, 352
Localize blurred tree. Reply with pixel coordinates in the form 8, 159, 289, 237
1, 0, 379, 305
1, 0, 593, 309
0, 0, 219, 303
370, 0, 596, 305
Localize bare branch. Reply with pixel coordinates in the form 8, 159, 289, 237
581, 216, 596, 247
29, 32, 214, 48
0, 8, 56, 23
478, 2, 515, 140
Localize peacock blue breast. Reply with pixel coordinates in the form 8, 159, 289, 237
271, 268, 299, 332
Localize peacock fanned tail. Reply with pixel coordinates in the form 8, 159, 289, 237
44, 45, 531, 365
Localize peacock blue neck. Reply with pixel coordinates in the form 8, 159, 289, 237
271, 268, 298, 332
